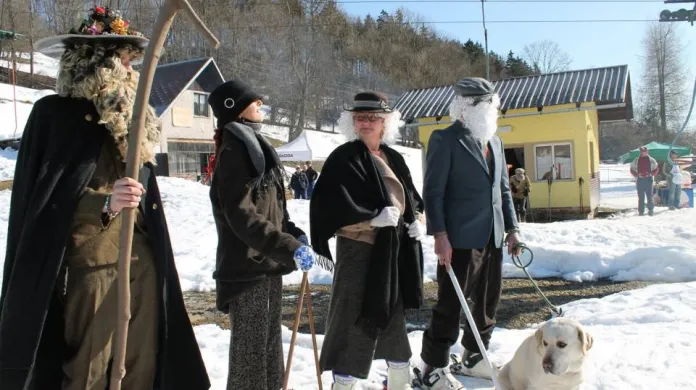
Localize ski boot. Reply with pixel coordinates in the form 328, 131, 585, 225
449, 351, 500, 380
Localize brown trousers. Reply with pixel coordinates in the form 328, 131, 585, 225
420, 234, 503, 368
61, 232, 159, 390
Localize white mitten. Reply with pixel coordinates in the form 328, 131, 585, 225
370, 206, 401, 227
407, 220, 426, 241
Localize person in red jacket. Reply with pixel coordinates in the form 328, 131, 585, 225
629, 146, 659, 216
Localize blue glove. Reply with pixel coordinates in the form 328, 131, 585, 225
298, 235, 309, 245
293, 246, 315, 272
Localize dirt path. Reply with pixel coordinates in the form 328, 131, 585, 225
185, 278, 649, 333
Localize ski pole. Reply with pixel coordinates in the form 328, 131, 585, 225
283, 274, 324, 390
446, 266, 501, 390
283, 272, 308, 390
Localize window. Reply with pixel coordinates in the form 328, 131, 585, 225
193, 93, 209, 117
168, 141, 214, 175
534, 143, 573, 181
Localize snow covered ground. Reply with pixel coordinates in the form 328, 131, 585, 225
1, 82, 696, 389
598, 163, 636, 211
0, 148, 17, 180
0, 52, 59, 79
0, 83, 56, 141
1, 153, 695, 289
196, 281, 696, 389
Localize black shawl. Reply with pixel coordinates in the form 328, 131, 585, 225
310, 140, 424, 335
0, 95, 210, 389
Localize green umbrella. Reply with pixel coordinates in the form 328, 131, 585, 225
619, 142, 692, 163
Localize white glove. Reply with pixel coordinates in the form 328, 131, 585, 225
406, 220, 426, 241
370, 206, 401, 227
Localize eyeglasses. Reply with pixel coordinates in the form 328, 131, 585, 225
354, 114, 384, 123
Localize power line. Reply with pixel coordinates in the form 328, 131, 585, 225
153, 19, 659, 29
5, 0, 670, 14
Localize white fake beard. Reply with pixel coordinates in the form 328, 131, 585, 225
450, 95, 500, 143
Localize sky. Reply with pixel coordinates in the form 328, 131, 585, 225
338, 0, 696, 104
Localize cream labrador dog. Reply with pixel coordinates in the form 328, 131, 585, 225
498, 317, 593, 390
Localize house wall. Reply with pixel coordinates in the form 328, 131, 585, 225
417, 103, 601, 214
158, 85, 215, 154
156, 84, 216, 178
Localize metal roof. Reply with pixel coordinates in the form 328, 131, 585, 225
393, 65, 632, 122
150, 57, 225, 116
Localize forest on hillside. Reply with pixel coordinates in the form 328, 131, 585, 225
0, 0, 541, 139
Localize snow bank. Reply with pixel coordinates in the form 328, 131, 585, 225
154, 176, 696, 290
0, 148, 17, 180
0, 52, 59, 79
0, 83, 56, 141
2, 168, 695, 290
194, 281, 696, 389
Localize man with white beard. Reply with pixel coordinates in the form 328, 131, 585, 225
417, 77, 521, 389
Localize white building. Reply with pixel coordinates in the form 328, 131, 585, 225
149, 57, 225, 179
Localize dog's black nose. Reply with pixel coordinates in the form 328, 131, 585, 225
542, 358, 553, 373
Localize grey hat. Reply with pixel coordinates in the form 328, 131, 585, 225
453, 77, 496, 98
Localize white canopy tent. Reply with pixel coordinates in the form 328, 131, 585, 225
274, 130, 343, 161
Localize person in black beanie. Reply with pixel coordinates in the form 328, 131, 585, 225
208, 79, 320, 390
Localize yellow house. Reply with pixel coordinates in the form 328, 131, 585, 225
393, 65, 634, 220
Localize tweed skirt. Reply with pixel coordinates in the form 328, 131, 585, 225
226, 276, 284, 390
319, 236, 412, 379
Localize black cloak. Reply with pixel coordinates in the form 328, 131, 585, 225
309, 140, 425, 335
0, 95, 210, 389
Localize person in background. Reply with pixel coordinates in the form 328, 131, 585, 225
305, 161, 319, 198
419, 77, 521, 389
0, 7, 209, 389
310, 91, 426, 390
630, 146, 659, 216
509, 168, 532, 222
208, 79, 320, 390
290, 165, 309, 199
662, 150, 683, 210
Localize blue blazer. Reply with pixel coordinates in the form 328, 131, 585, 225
423, 120, 519, 249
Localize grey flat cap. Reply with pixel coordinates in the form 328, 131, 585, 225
453, 77, 496, 97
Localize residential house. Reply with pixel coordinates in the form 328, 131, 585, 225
393, 65, 633, 220
150, 57, 224, 179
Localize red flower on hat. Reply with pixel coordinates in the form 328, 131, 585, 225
95, 6, 105, 14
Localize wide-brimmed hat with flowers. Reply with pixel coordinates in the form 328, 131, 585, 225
35, 6, 149, 60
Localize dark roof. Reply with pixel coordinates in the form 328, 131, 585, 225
393, 65, 633, 122
149, 57, 224, 116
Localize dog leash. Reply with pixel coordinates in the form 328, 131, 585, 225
506, 242, 563, 317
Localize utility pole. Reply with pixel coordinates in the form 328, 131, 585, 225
659, 0, 696, 25
481, 0, 490, 80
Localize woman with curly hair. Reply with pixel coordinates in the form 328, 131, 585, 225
310, 92, 426, 390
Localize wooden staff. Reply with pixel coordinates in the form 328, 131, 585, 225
283, 274, 324, 390
110, 1, 219, 389
305, 278, 323, 390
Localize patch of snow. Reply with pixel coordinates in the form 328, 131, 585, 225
0, 82, 56, 141
194, 281, 696, 389
0, 148, 17, 180
0, 52, 60, 79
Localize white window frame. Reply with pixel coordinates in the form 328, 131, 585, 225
193, 92, 210, 118
533, 142, 574, 181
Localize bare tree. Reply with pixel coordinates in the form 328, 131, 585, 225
522, 40, 572, 74
639, 23, 689, 139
